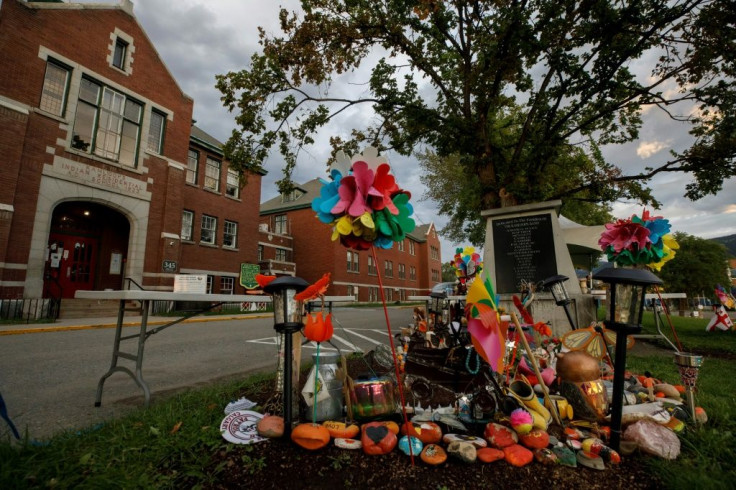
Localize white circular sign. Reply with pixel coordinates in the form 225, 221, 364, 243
220, 410, 267, 445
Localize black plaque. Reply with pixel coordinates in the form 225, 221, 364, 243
492, 214, 557, 293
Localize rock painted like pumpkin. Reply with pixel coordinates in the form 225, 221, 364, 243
291, 423, 330, 450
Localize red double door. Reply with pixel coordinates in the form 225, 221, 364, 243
46, 233, 98, 299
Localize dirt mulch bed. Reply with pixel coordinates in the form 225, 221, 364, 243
191, 352, 664, 489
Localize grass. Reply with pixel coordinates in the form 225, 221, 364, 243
1, 312, 734, 488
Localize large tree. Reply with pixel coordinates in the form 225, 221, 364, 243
657, 233, 730, 299
217, 0, 735, 243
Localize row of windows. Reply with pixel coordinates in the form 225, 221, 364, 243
350, 253, 415, 280
181, 210, 237, 248
187, 150, 241, 198
348, 286, 408, 303
40, 59, 166, 167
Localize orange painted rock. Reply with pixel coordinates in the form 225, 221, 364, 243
361, 422, 398, 455
322, 421, 360, 439
256, 415, 284, 438
401, 421, 442, 444
420, 444, 447, 465
503, 444, 534, 467
477, 447, 505, 463
519, 429, 550, 450
379, 420, 400, 435
291, 423, 330, 450
484, 423, 518, 448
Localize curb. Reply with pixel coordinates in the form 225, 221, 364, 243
0, 313, 273, 336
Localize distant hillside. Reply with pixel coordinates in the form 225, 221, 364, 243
711, 234, 736, 257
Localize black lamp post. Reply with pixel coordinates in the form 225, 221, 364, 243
542, 274, 577, 330
593, 266, 662, 451
263, 276, 309, 437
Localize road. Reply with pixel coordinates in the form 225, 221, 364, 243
0, 306, 414, 441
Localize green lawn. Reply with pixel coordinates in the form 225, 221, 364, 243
1, 313, 734, 488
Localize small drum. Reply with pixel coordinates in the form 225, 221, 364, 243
350, 377, 396, 421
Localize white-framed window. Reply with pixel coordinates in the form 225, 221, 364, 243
201, 215, 217, 245
206, 275, 213, 294
226, 168, 240, 198
39, 60, 70, 117
369, 287, 378, 302
398, 240, 405, 252
258, 245, 264, 261
205, 157, 221, 191
410, 266, 416, 281
430, 245, 440, 260
274, 214, 287, 234
398, 263, 406, 279
223, 220, 237, 249
386, 288, 393, 302
113, 38, 128, 70
186, 149, 198, 184
220, 276, 234, 295
385, 260, 393, 277
347, 285, 354, 297
409, 241, 416, 255
275, 248, 287, 261
147, 110, 165, 154
181, 210, 194, 241
72, 78, 142, 167
347, 250, 359, 272
431, 269, 440, 282
367, 256, 376, 275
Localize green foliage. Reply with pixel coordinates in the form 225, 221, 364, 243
657, 233, 730, 299
217, 0, 735, 244
441, 259, 457, 282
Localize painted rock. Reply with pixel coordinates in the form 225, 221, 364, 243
581, 438, 621, 464
519, 429, 550, 450
566, 439, 582, 451
477, 447, 505, 463
256, 415, 284, 438
291, 423, 330, 450
447, 441, 477, 463
379, 420, 400, 435
576, 450, 605, 470
484, 423, 518, 448
420, 444, 447, 465
334, 437, 362, 450
401, 421, 442, 444
533, 448, 559, 465
398, 435, 423, 456
442, 433, 487, 448
503, 444, 533, 467
361, 422, 398, 455
322, 421, 360, 439
551, 445, 577, 467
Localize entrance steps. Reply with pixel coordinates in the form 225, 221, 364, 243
59, 298, 142, 320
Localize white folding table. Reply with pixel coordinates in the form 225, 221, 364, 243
75, 290, 270, 408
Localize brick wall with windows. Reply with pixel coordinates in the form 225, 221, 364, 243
0, 1, 263, 297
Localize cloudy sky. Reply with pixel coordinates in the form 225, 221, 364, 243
98, 0, 734, 261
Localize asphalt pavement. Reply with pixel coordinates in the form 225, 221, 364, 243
0, 307, 412, 442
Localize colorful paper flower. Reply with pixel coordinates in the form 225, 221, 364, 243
598, 210, 679, 269
452, 246, 483, 281
312, 147, 415, 250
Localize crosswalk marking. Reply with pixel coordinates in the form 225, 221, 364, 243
342, 328, 383, 344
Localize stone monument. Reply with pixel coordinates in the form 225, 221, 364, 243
481, 200, 597, 335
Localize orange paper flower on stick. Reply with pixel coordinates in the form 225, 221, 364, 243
304, 311, 334, 343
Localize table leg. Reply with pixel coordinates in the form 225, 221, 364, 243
95, 299, 126, 407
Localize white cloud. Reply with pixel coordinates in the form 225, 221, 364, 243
636, 140, 671, 159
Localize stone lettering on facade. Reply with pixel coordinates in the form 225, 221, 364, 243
51, 157, 149, 199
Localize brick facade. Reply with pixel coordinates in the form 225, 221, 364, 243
259, 179, 443, 301
0, 0, 262, 298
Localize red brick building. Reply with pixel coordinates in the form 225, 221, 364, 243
0, 0, 263, 302
259, 179, 443, 301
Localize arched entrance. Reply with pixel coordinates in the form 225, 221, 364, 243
44, 202, 130, 299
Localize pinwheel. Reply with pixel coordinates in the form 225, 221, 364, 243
464, 273, 507, 373
311, 147, 415, 250
598, 210, 679, 269
452, 246, 483, 285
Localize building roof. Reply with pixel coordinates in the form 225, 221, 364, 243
408, 223, 434, 243
190, 125, 225, 156
260, 178, 323, 214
